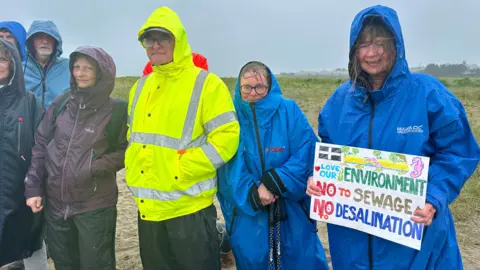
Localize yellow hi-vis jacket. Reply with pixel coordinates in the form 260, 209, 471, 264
126, 7, 240, 221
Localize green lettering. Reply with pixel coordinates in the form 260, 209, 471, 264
344, 167, 352, 182
418, 180, 427, 196
394, 176, 404, 192
371, 171, 379, 188
384, 174, 393, 190
377, 173, 386, 188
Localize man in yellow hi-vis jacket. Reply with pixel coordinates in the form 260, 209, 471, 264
126, 6, 240, 270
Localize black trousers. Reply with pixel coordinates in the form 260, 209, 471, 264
138, 204, 220, 270
46, 207, 117, 270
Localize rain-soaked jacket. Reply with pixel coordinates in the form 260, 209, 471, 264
25, 46, 127, 219
23, 20, 70, 108
0, 39, 44, 266
0, 21, 27, 61
217, 64, 329, 270
126, 7, 240, 222
318, 5, 480, 270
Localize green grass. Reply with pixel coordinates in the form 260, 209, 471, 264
113, 76, 480, 221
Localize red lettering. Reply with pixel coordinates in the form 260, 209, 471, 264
316, 181, 336, 197
313, 198, 334, 218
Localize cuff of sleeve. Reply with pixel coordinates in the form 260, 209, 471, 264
248, 185, 264, 212
261, 169, 286, 196
426, 189, 445, 216
25, 188, 44, 198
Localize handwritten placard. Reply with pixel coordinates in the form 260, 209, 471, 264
310, 143, 430, 250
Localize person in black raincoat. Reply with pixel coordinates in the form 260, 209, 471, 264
0, 39, 46, 268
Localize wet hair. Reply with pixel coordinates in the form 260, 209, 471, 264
348, 15, 396, 90
0, 27, 11, 33
239, 61, 272, 90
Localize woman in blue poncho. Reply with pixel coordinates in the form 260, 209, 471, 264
217, 61, 329, 270
307, 5, 480, 270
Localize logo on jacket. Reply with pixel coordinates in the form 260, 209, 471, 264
397, 125, 424, 134
265, 146, 285, 153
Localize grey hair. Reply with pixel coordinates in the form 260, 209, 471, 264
239, 61, 272, 88
348, 16, 396, 91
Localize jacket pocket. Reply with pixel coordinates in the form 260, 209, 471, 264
74, 149, 95, 193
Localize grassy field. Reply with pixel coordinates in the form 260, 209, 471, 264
108, 75, 479, 269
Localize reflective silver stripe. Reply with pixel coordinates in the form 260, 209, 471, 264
181, 70, 209, 141
130, 132, 179, 149
128, 176, 217, 201
201, 142, 225, 169
204, 111, 237, 134
129, 132, 207, 150
128, 74, 150, 128
129, 70, 209, 147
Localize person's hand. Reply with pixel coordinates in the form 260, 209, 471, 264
306, 176, 322, 196
26, 197, 43, 213
411, 203, 436, 226
258, 184, 275, 206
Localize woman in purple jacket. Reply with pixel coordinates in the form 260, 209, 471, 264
25, 46, 127, 269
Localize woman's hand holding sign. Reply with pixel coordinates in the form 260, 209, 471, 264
306, 176, 322, 196
411, 203, 436, 226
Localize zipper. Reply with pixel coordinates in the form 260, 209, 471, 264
367, 94, 375, 270
227, 207, 237, 236
17, 117, 23, 153
61, 102, 81, 220
89, 149, 97, 192
42, 80, 46, 108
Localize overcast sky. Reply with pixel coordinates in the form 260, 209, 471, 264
5, 0, 480, 77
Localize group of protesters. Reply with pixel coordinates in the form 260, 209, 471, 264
0, 4, 479, 270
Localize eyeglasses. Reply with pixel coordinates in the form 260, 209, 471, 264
140, 33, 172, 49
240, 84, 269, 95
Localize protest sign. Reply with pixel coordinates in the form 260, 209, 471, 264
310, 143, 430, 250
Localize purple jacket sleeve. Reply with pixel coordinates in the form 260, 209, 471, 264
24, 104, 55, 198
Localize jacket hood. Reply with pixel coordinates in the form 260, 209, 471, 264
138, 6, 193, 74
350, 5, 410, 102
0, 39, 25, 96
69, 46, 116, 109
233, 62, 282, 126
26, 20, 64, 58
0, 21, 27, 61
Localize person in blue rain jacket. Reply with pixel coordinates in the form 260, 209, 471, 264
307, 5, 480, 270
0, 21, 27, 61
217, 61, 329, 270
23, 20, 70, 108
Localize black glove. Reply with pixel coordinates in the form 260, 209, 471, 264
261, 169, 286, 197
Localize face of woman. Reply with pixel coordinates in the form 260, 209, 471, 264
239, 71, 269, 102
72, 56, 98, 89
357, 34, 396, 78
0, 50, 11, 85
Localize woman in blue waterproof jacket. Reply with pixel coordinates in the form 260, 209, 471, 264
307, 5, 480, 270
217, 61, 329, 270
